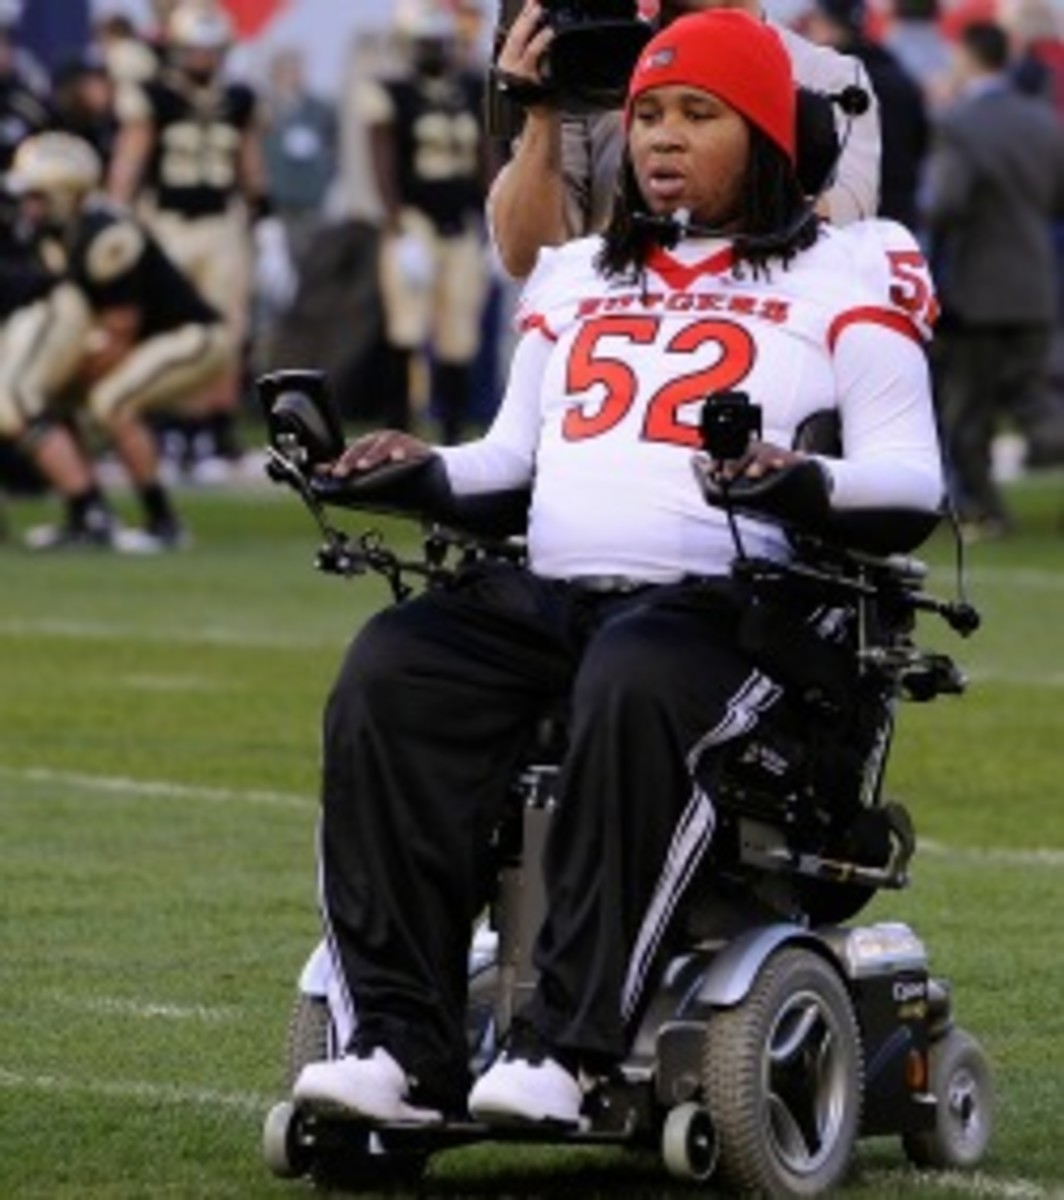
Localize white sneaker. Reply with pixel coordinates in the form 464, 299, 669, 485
186, 454, 234, 486
469, 1051, 583, 1126
112, 522, 190, 555
292, 1047, 443, 1124
24, 520, 115, 551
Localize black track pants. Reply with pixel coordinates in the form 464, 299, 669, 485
317, 564, 781, 1103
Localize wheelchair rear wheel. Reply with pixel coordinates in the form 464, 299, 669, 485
702, 945, 863, 1196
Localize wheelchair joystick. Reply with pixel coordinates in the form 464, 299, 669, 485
699, 390, 762, 463
697, 392, 766, 560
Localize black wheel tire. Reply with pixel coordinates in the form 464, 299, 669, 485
262, 1100, 309, 1179
703, 946, 863, 1197
662, 1102, 718, 1182
902, 1028, 994, 1169
284, 992, 333, 1090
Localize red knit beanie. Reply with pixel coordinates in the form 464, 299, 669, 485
626, 9, 796, 163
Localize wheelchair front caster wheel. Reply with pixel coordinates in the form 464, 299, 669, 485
262, 1100, 310, 1179
662, 1102, 718, 1182
903, 1028, 994, 1169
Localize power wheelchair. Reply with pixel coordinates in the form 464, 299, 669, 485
256, 369, 993, 1197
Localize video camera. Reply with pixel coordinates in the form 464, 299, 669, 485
487, 0, 653, 136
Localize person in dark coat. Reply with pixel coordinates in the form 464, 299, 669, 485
802, 0, 931, 233
925, 20, 1064, 535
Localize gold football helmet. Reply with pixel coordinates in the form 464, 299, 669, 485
7, 132, 102, 224
165, 1, 234, 52
395, 0, 458, 42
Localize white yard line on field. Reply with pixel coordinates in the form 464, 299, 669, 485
4, 613, 1064, 686
864, 1167, 1061, 1199
48, 994, 239, 1023
919, 839, 1064, 869
0, 1067, 269, 1114
0, 615, 342, 650
961, 567, 1064, 594
0, 765, 309, 810
118, 673, 223, 692
962, 669, 1064, 689
3, 766, 1062, 866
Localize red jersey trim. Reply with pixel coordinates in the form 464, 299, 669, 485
829, 306, 922, 352
646, 245, 736, 290
518, 312, 559, 341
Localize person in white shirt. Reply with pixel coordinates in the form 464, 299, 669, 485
291, 9, 941, 1126
487, 0, 882, 279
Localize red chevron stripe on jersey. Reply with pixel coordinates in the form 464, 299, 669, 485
518, 312, 559, 340
828, 305, 923, 352
646, 245, 736, 290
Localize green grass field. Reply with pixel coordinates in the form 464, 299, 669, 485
1, 469, 1062, 1199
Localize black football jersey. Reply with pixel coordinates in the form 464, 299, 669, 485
52, 199, 219, 334
141, 72, 256, 217
383, 72, 484, 234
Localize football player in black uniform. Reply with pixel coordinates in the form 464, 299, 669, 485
49, 50, 120, 169
0, 154, 55, 516
0, 132, 230, 550
107, 0, 291, 474
359, 3, 490, 442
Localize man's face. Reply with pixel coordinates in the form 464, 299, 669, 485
628, 84, 751, 228
18, 189, 73, 239
174, 45, 225, 85
19, 191, 48, 228
413, 35, 452, 77
74, 71, 114, 117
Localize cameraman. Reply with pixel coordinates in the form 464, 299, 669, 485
488, 0, 881, 278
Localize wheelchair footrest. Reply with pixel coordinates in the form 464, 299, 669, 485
301, 1109, 648, 1153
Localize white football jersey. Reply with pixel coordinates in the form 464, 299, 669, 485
440, 219, 943, 582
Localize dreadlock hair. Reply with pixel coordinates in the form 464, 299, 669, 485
596, 123, 820, 285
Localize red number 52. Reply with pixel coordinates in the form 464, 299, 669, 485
562, 315, 756, 447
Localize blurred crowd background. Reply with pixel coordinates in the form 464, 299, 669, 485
1, 0, 1063, 541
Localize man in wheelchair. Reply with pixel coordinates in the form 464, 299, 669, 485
289, 8, 946, 1141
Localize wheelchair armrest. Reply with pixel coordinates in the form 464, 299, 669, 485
444, 489, 532, 541
808, 507, 941, 556
310, 456, 531, 542
309, 455, 448, 516
696, 458, 941, 556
